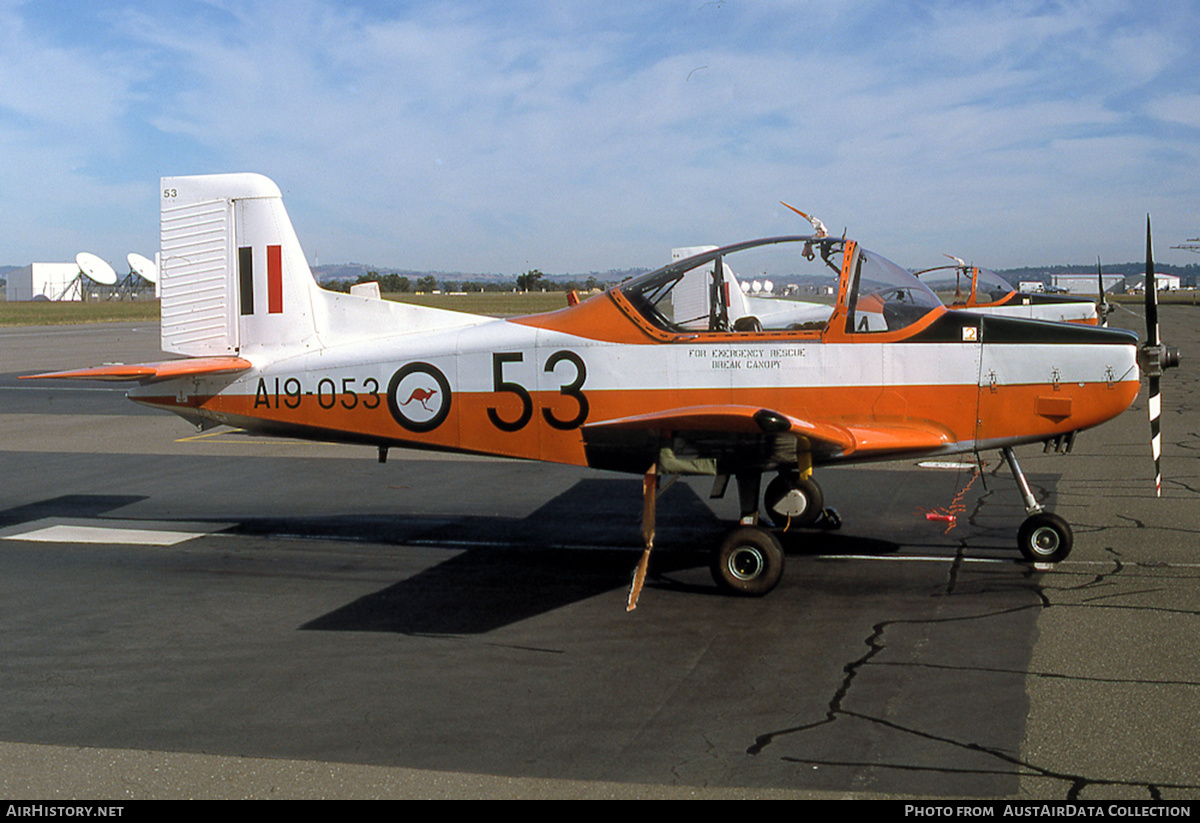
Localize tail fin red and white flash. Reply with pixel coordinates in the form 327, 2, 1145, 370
160, 174, 309, 356
29, 173, 488, 384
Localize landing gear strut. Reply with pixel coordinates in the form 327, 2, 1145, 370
628, 464, 838, 606
1003, 446, 1073, 563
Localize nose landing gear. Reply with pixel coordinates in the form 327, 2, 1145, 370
1002, 446, 1074, 564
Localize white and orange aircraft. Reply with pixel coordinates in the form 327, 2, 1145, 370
915, 256, 1103, 325
29, 174, 1178, 608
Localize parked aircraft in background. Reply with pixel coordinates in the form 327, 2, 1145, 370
915, 255, 1101, 325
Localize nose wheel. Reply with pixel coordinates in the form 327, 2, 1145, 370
1003, 447, 1074, 564
1018, 511, 1073, 563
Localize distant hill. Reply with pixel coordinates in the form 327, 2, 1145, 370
312, 263, 649, 290
313, 263, 506, 284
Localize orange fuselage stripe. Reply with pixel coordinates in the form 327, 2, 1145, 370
137, 378, 1139, 468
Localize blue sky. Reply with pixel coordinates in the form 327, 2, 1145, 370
1, 0, 1198, 274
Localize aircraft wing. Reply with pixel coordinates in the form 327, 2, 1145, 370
23, 357, 253, 383
583, 405, 953, 461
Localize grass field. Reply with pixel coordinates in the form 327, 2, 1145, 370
0, 290, 577, 326
0, 299, 162, 326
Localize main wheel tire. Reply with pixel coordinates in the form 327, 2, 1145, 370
710, 526, 785, 596
764, 474, 824, 527
1017, 512, 1073, 563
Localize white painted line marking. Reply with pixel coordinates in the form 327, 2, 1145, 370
4, 525, 205, 546
0, 518, 228, 546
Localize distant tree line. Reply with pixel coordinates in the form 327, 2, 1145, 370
323, 269, 616, 295
322, 272, 437, 293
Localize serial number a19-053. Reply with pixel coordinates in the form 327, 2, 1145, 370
253, 376, 382, 410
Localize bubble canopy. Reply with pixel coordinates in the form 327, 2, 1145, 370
619, 235, 942, 335
917, 263, 1016, 307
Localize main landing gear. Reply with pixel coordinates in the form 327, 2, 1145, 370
763, 471, 824, 527
711, 526, 785, 596
627, 467, 802, 608
706, 470, 839, 595
707, 470, 791, 597
705, 466, 851, 596
1003, 446, 1073, 563
626, 448, 1074, 608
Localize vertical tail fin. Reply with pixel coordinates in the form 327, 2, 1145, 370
159, 172, 489, 359
159, 173, 317, 356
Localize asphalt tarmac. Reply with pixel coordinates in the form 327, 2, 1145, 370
0, 308, 1197, 800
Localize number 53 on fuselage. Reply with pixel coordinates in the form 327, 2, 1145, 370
31, 174, 1144, 604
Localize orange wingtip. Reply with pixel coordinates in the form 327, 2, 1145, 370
23, 357, 253, 382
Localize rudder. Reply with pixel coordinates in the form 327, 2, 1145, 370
160, 173, 318, 356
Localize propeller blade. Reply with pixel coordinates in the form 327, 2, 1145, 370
1146, 217, 1158, 348
1150, 374, 1162, 497
1096, 256, 1109, 327
1145, 217, 1163, 496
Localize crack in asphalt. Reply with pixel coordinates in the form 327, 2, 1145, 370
747, 597, 1200, 797
744, 484, 1200, 799
777, 710, 1198, 800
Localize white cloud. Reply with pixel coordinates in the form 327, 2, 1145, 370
1, 0, 1198, 271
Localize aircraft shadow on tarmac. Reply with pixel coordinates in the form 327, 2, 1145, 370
292, 479, 904, 636
296, 533, 904, 636
0, 494, 150, 530
0, 481, 966, 636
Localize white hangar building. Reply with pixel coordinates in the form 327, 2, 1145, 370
6, 263, 86, 301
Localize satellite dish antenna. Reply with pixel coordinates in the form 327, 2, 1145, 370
763, 279, 774, 294
127, 252, 158, 284
76, 252, 117, 285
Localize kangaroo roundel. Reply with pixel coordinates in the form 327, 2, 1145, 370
388, 362, 451, 432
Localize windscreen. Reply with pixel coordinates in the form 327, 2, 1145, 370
972, 268, 1017, 304
620, 237, 843, 333
847, 248, 943, 333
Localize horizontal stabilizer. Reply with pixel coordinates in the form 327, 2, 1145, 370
23, 357, 253, 383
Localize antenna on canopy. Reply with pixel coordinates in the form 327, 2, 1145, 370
780, 202, 828, 238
